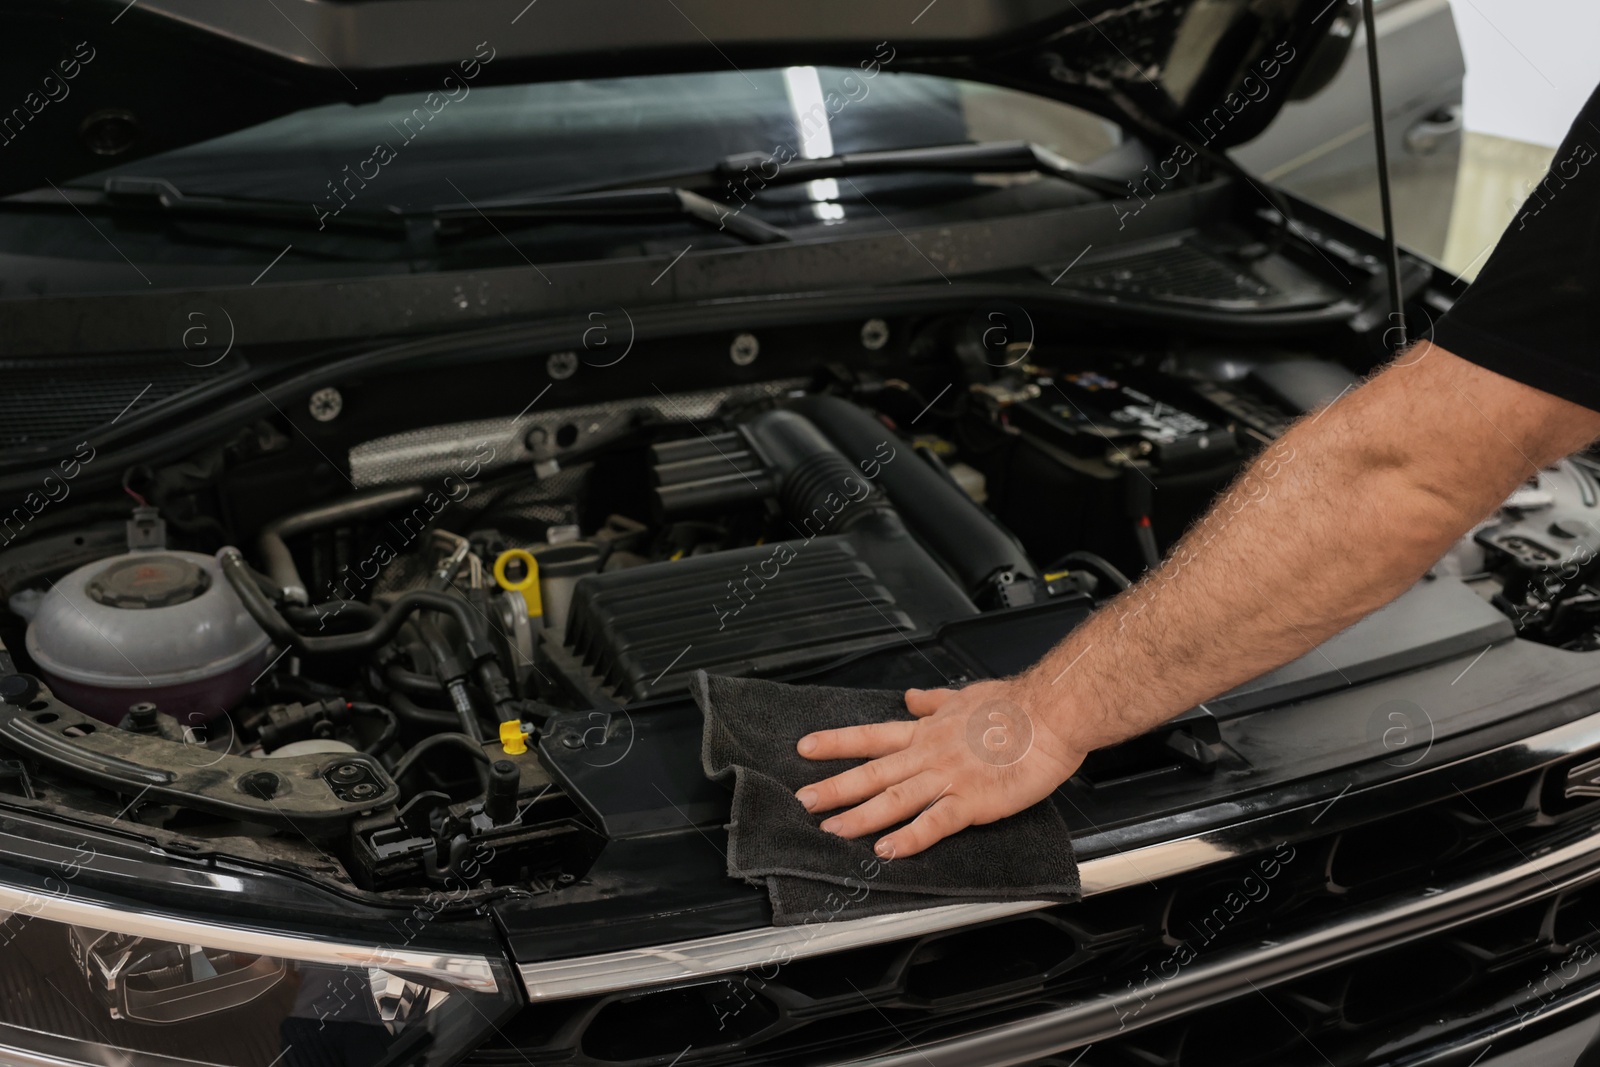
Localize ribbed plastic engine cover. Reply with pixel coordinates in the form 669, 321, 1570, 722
564, 532, 975, 702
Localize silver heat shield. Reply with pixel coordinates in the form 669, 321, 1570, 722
348, 380, 808, 489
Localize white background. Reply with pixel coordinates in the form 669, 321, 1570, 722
1449, 0, 1600, 146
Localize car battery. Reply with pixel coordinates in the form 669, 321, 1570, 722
1007, 370, 1240, 475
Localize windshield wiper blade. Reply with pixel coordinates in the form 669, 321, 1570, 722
28, 177, 789, 246
432, 187, 790, 245
608, 140, 1130, 200
732, 140, 1129, 197
27, 176, 410, 233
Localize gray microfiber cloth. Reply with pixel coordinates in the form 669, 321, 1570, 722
692, 670, 1079, 925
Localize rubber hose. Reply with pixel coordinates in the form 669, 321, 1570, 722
385, 662, 445, 696
258, 485, 427, 603
743, 409, 896, 534
387, 690, 462, 731
784, 395, 1037, 594
219, 548, 488, 655
283, 600, 386, 633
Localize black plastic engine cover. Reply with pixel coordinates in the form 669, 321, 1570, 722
560, 528, 976, 702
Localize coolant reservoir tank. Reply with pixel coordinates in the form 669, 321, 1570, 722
25, 550, 271, 725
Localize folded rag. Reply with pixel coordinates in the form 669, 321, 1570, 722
693, 671, 1080, 925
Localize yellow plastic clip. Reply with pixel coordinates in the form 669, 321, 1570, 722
493, 548, 542, 618
499, 719, 527, 756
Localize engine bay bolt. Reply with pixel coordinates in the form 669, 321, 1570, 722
729, 332, 760, 366
126, 702, 160, 733
860, 318, 890, 350
328, 762, 365, 784
308, 387, 343, 422
547, 350, 579, 380
0, 675, 38, 707
348, 782, 379, 800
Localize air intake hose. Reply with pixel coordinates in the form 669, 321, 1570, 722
742, 409, 897, 536
783, 395, 1037, 597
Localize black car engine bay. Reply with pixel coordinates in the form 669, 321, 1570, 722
2, 299, 1599, 909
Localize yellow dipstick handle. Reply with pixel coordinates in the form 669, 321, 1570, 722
493, 548, 543, 618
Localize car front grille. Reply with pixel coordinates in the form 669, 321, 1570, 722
466, 754, 1600, 1067
1070, 865, 1600, 1066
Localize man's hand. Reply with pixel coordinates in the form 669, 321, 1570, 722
796, 348, 1600, 860
794, 679, 1086, 859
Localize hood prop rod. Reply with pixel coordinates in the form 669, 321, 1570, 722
1361, 0, 1406, 350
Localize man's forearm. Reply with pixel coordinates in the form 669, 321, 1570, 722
1019, 349, 1600, 756
794, 348, 1600, 859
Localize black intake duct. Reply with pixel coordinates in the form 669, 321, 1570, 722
559, 405, 979, 701
742, 408, 897, 535
785, 394, 1037, 598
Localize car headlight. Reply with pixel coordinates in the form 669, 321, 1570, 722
0, 878, 518, 1067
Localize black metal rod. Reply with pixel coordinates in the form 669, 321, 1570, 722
1362, 0, 1406, 348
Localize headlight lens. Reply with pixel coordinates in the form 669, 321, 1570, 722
0, 882, 518, 1067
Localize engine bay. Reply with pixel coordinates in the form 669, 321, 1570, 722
2, 304, 1597, 905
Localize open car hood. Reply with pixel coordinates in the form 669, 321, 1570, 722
1, 0, 1355, 199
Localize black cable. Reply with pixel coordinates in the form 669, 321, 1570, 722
1048, 550, 1133, 591
1362, 0, 1406, 347
348, 702, 399, 755
386, 690, 463, 731
390, 731, 492, 793
414, 615, 483, 741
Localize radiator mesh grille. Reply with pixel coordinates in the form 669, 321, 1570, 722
1051, 241, 1277, 304
0, 357, 239, 452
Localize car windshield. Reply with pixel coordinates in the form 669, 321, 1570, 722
78, 65, 1120, 218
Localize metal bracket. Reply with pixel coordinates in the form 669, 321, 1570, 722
0, 675, 397, 836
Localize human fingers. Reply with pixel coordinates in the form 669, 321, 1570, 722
794, 748, 921, 813
817, 771, 954, 840
873, 790, 971, 858
904, 687, 956, 717
796, 719, 917, 761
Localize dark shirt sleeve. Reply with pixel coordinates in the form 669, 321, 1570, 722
1431, 83, 1600, 412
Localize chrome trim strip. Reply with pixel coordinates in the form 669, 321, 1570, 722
1077, 836, 1236, 896
0, 1043, 95, 1067
518, 900, 1050, 1000
0, 882, 500, 993
841, 828, 1600, 1066
512, 836, 1229, 1001
518, 699, 1600, 1002
1074, 680, 1600, 897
